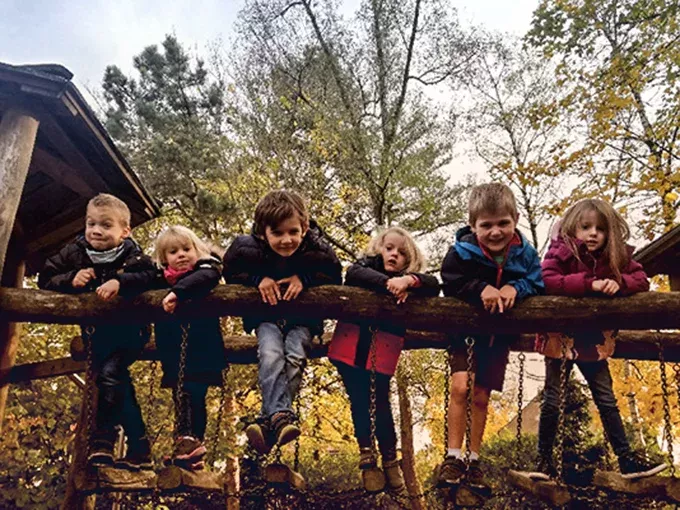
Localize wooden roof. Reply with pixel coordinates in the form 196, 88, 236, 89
634, 224, 680, 277
0, 62, 160, 273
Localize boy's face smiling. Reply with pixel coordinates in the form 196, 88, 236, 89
471, 212, 518, 256
264, 216, 307, 257
85, 205, 130, 251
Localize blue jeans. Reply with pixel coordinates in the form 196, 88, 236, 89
539, 358, 630, 457
256, 322, 311, 418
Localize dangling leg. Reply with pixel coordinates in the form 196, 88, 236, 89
373, 375, 407, 497
170, 381, 209, 470
437, 370, 470, 485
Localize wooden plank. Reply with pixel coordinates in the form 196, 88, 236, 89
593, 469, 671, 500
75, 467, 156, 494
31, 147, 95, 196
264, 463, 306, 490
0, 356, 84, 384
670, 272, 680, 292
156, 465, 225, 492
507, 469, 570, 506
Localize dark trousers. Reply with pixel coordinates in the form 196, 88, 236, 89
173, 382, 210, 440
335, 362, 397, 461
95, 349, 146, 442
539, 358, 630, 457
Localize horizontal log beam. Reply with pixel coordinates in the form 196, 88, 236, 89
1, 287, 680, 334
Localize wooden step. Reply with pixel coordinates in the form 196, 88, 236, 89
508, 469, 570, 506
593, 469, 677, 502
156, 465, 225, 493
75, 466, 156, 494
264, 462, 306, 490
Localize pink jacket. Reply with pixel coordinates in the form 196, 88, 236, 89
536, 236, 649, 361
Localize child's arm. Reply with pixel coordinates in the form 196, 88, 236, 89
406, 272, 440, 297
115, 253, 157, 297
297, 243, 342, 288
222, 236, 265, 287
172, 257, 222, 301
506, 251, 545, 300
542, 254, 595, 296
345, 258, 389, 291
440, 246, 487, 304
38, 245, 86, 293
618, 259, 649, 296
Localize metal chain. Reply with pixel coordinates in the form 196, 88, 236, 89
175, 323, 190, 437
145, 359, 158, 447
443, 346, 452, 460
208, 364, 230, 465
294, 365, 303, 473
554, 336, 569, 484
463, 336, 475, 467
658, 338, 675, 477
368, 327, 380, 461
516, 351, 526, 449
83, 325, 96, 458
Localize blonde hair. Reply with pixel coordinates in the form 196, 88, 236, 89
365, 226, 426, 273
153, 226, 213, 266
468, 183, 518, 225
87, 193, 131, 227
558, 199, 631, 283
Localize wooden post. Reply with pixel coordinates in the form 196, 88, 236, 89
670, 272, 680, 292
0, 108, 39, 278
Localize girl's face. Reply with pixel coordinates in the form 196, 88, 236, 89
165, 240, 199, 271
575, 209, 607, 252
380, 233, 409, 272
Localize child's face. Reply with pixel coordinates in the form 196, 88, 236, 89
264, 216, 307, 257
471, 212, 518, 256
165, 241, 199, 271
85, 206, 130, 251
575, 210, 606, 252
380, 233, 409, 273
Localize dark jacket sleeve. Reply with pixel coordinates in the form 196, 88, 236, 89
618, 258, 649, 296
345, 258, 389, 291
297, 242, 342, 287
409, 272, 441, 297
507, 250, 545, 299
173, 257, 222, 301
223, 236, 265, 287
541, 254, 595, 296
440, 246, 487, 304
38, 244, 81, 293
116, 252, 157, 297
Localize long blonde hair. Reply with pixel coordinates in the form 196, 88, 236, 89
153, 226, 213, 266
558, 199, 631, 283
365, 226, 426, 273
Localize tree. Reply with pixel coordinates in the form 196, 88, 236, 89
527, 0, 680, 238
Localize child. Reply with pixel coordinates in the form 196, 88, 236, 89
328, 227, 439, 494
38, 193, 156, 470
153, 226, 227, 470
438, 183, 544, 488
223, 190, 342, 454
534, 198, 667, 480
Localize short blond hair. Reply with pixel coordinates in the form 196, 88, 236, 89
365, 226, 426, 273
468, 183, 518, 225
87, 193, 131, 227
153, 226, 213, 266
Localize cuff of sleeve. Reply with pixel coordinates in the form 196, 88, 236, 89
409, 274, 421, 287
172, 287, 187, 301
584, 277, 596, 294
251, 275, 264, 287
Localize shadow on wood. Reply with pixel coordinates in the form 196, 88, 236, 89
156, 465, 225, 493
455, 482, 491, 507
508, 470, 571, 506
593, 469, 678, 502
264, 463, 306, 490
74, 466, 156, 494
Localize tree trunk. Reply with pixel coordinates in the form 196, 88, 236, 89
396, 362, 426, 510
623, 360, 646, 447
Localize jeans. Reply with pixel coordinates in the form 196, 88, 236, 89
335, 362, 397, 461
95, 349, 146, 442
173, 381, 209, 440
539, 358, 630, 457
256, 322, 311, 418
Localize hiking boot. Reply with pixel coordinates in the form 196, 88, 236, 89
383, 458, 409, 499
437, 456, 465, 486
359, 447, 385, 493
245, 420, 272, 455
466, 459, 491, 490
165, 436, 207, 470
528, 455, 558, 481
87, 429, 116, 467
116, 436, 153, 471
618, 451, 668, 480
271, 412, 300, 448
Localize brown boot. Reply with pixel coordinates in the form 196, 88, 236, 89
383, 458, 409, 499
359, 447, 385, 493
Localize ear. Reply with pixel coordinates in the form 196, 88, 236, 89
122, 226, 131, 238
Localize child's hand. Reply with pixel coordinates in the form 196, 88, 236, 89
499, 285, 518, 310
386, 276, 413, 304
481, 285, 504, 314
162, 291, 178, 313
96, 279, 120, 301
592, 279, 620, 296
259, 277, 281, 305
278, 275, 304, 301
72, 268, 95, 288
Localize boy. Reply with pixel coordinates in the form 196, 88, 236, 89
223, 190, 342, 454
39, 193, 156, 470
438, 183, 544, 488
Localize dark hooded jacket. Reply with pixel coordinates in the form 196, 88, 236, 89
154, 255, 228, 387
222, 220, 342, 335
38, 236, 156, 363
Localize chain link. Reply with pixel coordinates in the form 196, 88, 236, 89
207, 364, 230, 466
555, 336, 569, 484
658, 338, 675, 477
144, 359, 158, 447
516, 351, 526, 451
83, 325, 96, 459
294, 365, 303, 473
463, 336, 475, 467
368, 327, 380, 461
443, 346, 452, 460
175, 323, 190, 437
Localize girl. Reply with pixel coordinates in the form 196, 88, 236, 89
328, 227, 439, 494
535, 199, 666, 480
152, 226, 228, 470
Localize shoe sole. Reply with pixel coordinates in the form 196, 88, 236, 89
620, 462, 668, 479
246, 426, 272, 455
174, 444, 207, 462
524, 471, 551, 481
276, 425, 300, 447
87, 453, 114, 467
115, 460, 153, 471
